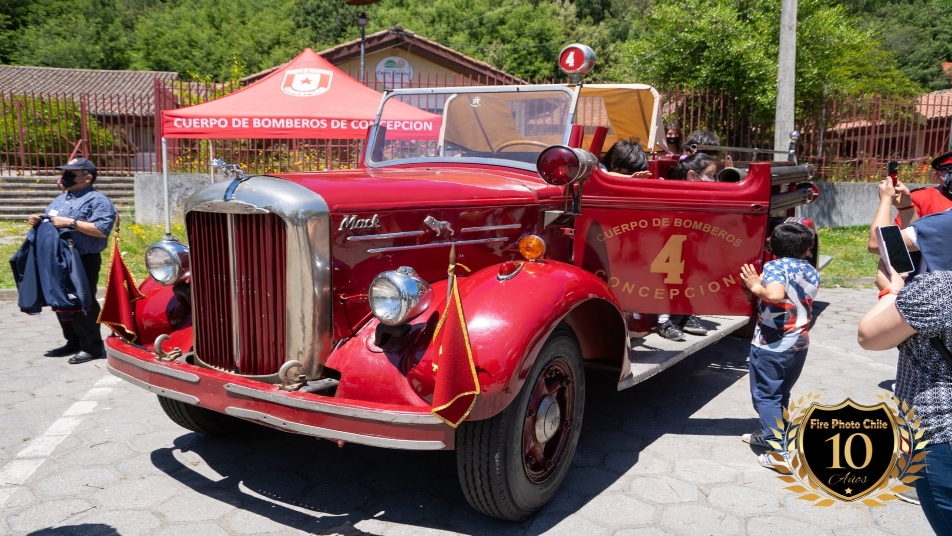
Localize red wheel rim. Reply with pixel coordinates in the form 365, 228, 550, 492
522, 357, 576, 483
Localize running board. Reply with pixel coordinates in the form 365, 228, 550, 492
617, 315, 750, 390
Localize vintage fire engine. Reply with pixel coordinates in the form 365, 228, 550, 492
106, 46, 819, 520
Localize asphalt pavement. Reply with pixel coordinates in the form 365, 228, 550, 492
0, 287, 935, 535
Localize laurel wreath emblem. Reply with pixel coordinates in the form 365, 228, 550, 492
762, 391, 927, 507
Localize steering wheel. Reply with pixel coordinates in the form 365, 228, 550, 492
492, 139, 549, 156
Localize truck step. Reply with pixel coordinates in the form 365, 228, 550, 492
619, 315, 750, 389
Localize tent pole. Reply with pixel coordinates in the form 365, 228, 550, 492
209, 140, 215, 183
162, 137, 172, 238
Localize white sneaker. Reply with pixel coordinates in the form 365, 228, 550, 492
742, 430, 772, 448
758, 451, 791, 471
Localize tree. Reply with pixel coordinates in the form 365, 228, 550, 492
10, 0, 133, 69
130, 0, 306, 80
607, 0, 921, 118
860, 1, 952, 91
366, 0, 589, 80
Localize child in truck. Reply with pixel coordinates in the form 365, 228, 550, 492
738, 222, 820, 468
601, 138, 650, 177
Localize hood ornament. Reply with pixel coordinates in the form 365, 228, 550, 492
424, 216, 454, 237
212, 158, 251, 202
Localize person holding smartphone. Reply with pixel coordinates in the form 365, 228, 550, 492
858, 262, 952, 532
869, 176, 952, 273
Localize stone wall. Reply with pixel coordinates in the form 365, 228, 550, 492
796, 182, 931, 229
134, 173, 213, 224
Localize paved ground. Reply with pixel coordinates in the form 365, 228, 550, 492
0, 288, 934, 535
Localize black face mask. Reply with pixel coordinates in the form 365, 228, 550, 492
666, 137, 681, 146
60, 171, 78, 188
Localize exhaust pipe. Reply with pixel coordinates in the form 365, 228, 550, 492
716, 167, 748, 183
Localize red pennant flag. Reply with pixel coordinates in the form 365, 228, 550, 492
97, 233, 144, 343
430, 247, 480, 427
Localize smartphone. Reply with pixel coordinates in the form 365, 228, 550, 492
875, 225, 915, 275
888, 161, 899, 187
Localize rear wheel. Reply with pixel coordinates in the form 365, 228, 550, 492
157, 395, 249, 436
456, 326, 585, 520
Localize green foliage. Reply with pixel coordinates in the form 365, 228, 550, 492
609, 0, 921, 120
0, 0, 939, 98
292, 1, 362, 52
366, 0, 586, 80
129, 0, 306, 81
0, 95, 126, 169
857, 1, 952, 91
10, 0, 134, 69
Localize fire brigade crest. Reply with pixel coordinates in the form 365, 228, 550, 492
281, 68, 332, 97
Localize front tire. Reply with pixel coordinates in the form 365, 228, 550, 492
157, 395, 250, 436
456, 326, 585, 520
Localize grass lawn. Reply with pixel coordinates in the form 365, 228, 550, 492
0, 214, 185, 290
816, 225, 880, 288
1, 220, 878, 290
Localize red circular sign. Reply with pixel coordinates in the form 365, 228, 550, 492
558, 44, 595, 76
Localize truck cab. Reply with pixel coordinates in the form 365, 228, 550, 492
106, 49, 818, 521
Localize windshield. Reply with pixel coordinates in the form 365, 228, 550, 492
366, 86, 575, 169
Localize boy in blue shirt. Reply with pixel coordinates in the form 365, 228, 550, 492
738, 222, 820, 467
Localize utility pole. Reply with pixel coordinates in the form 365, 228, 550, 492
775, 0, 797, 161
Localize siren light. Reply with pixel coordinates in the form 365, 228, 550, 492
536, 145, 597, 186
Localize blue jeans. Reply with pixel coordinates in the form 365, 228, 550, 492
748, 345, 808, 448
916, 441, 952, 534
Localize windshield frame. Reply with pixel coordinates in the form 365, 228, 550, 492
364, 84, 579, 171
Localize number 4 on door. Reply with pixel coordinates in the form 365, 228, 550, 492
650, 235, 687, 284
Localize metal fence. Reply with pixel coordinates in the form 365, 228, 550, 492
3, 72, 952, 182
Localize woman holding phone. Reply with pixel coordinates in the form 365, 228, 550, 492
858, 263, 952, 532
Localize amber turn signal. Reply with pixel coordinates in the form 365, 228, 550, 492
518, 235, 546, 261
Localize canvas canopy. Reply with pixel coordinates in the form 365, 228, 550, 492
161, 48, 439, 139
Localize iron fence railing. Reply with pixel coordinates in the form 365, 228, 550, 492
2, 72, 950, 183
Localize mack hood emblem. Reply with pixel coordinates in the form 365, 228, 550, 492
339, 214, 381, 231
797, 399, 898, 501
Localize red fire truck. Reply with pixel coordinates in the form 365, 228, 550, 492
106, 46, 818, 520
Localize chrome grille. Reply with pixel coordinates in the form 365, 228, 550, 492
188, 211, 288, 375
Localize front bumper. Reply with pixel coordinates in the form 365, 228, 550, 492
106, 337, 454, 450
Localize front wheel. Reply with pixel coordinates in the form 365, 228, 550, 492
456, 326, 585, 520
157, 395, 250, 436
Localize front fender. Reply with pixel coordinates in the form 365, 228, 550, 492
403, 260, 626, 420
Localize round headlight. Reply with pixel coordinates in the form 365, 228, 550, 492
145, 239, 190, 286
368, 266, 433, 326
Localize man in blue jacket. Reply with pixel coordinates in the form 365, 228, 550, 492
27, 158, 116, 364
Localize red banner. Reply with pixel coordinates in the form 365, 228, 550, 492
430, 251, 480, 427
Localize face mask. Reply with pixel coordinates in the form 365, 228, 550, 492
60, 171, 78, 188
666, 137, 680, 146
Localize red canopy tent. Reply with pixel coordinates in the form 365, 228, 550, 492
161, 48, 439, 139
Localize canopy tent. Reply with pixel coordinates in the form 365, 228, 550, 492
161, 48, 438, 139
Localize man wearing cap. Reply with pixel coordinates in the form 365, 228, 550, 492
869, 154, 952, 274
894, 151, 952, 227
26, 158, 116, 364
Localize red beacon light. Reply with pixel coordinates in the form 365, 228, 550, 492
558, 44, 596, 77
536, 145, 598, 186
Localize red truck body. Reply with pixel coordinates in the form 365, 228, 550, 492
107, 79, 818, 520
